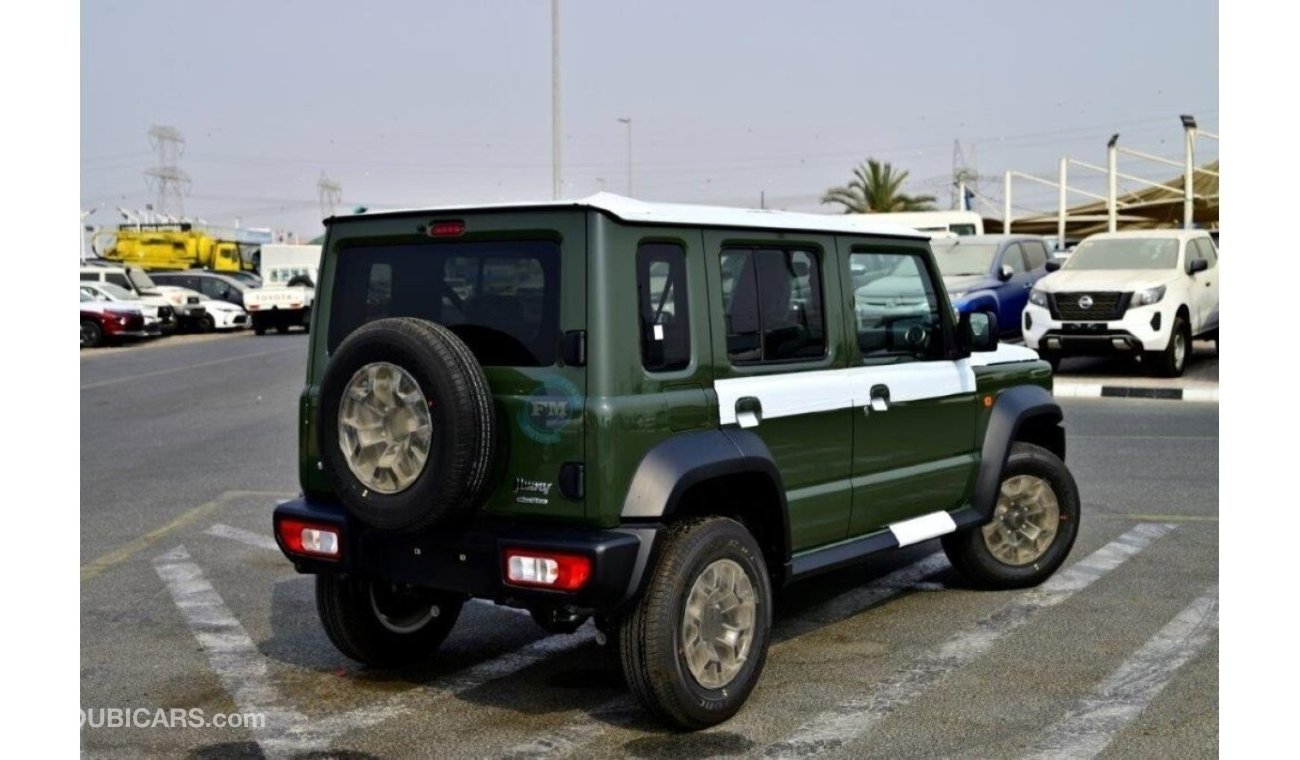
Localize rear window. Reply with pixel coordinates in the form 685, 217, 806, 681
328, 241, 560, 366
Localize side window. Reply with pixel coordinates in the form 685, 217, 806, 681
199, 279, 223, 298
106, 273, 131, 289
1022, 241, 1048, 270
1002, 244, 1029, 274
1194, 238, 1217, 267
80, 272, 97, 282
721, 248, 826, 365
636, 243, 691, 372
850, 251, 945, 364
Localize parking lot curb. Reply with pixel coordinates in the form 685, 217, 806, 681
1053, 382, 1218, 403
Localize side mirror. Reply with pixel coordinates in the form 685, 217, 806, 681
958, 311, 998, 353
1188, 258, 1209, 275
1045, 259, 1062, 272
998, 264, 1014, 282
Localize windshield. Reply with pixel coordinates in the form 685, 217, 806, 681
95, 283, 136, 300
329, 240, 560, 366
931, 241, 999, 276
129, 269, 157, 290
1065, 238, 1179, 270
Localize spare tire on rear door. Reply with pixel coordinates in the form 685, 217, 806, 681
317, 317, 495, 533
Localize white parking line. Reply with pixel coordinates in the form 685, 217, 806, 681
205, 523, 280, 552
159, 541, 590, 756
502, 553, 953, 759
763, 522, 1178, 759
154, 546, 323, 758
80, 345, 300, 390
472, 598, 534, 616
307, 627, 596, 739
1021, 585, 1218, 759
201, 523, 536, 619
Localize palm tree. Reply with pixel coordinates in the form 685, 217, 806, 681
821, 158, 937, 214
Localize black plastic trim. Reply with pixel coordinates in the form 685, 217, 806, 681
788, 530, 898, 580
974, 386, 1063, 520
272, 497, 658, 611
621, 429, 791, 564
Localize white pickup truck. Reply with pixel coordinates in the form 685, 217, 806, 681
244, 244, 320, 335
1023, 229, 1219, 377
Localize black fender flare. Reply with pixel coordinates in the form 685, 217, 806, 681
973, 385, 1064, 520
621, 429, 791, 560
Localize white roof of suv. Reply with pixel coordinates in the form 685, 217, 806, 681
336, 192, 928, 240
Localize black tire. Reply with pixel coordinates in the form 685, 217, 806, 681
942, 442, 1080, 589
81, 319, 103, 348
317, 317, 495, 533
196, 314, 216, 333
1038, 351, 1061, 372
252, 314, 268, 336
1148, 316, 1190, 377
276, 322, 291, 334
316, 574, 462, 667
618, 517, 773, 729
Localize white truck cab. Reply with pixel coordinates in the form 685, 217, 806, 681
1023, 229, 1219, 377
244, 244, 320, 335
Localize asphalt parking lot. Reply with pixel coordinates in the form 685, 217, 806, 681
81, 333, 1218, 758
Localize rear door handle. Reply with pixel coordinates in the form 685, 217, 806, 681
869, 384, 891, 412
735, 396, 762, 428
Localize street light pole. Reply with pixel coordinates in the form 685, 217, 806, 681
1107, 133, 1119, 233
1058, 156, 1068, 249
618, 117, 632, 196
1003, 170, 1012, 234
551, 0, 562, 200
1181, 114, 1197, 230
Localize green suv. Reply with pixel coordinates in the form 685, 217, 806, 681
273, 194, 1079, 728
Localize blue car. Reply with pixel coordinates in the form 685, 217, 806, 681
931, 235, 1053, 339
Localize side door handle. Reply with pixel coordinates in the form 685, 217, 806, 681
735, 396, 762, 428
869, 384, 891, 412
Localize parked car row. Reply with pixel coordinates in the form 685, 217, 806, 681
79, 263, 250, 348
861, 227, 1218, 377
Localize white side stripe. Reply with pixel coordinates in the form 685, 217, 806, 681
889, 511, 957, 547
716, 359, 977, 425
1021, 585, 1219, 760
763, 523, 1177, 758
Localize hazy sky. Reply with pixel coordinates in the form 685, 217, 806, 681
81, 0, 1218, 235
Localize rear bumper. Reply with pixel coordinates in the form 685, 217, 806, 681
273, 497, 659, 613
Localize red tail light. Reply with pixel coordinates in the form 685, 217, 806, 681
503, 548, 591, 591
277, 518, 342, 560
428, 220, 465, 237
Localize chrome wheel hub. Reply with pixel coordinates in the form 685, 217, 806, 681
681, 559, 756, 689
1173, 332, 1187, 368
337, 362, 433, 494
982, 474, 1060, 566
